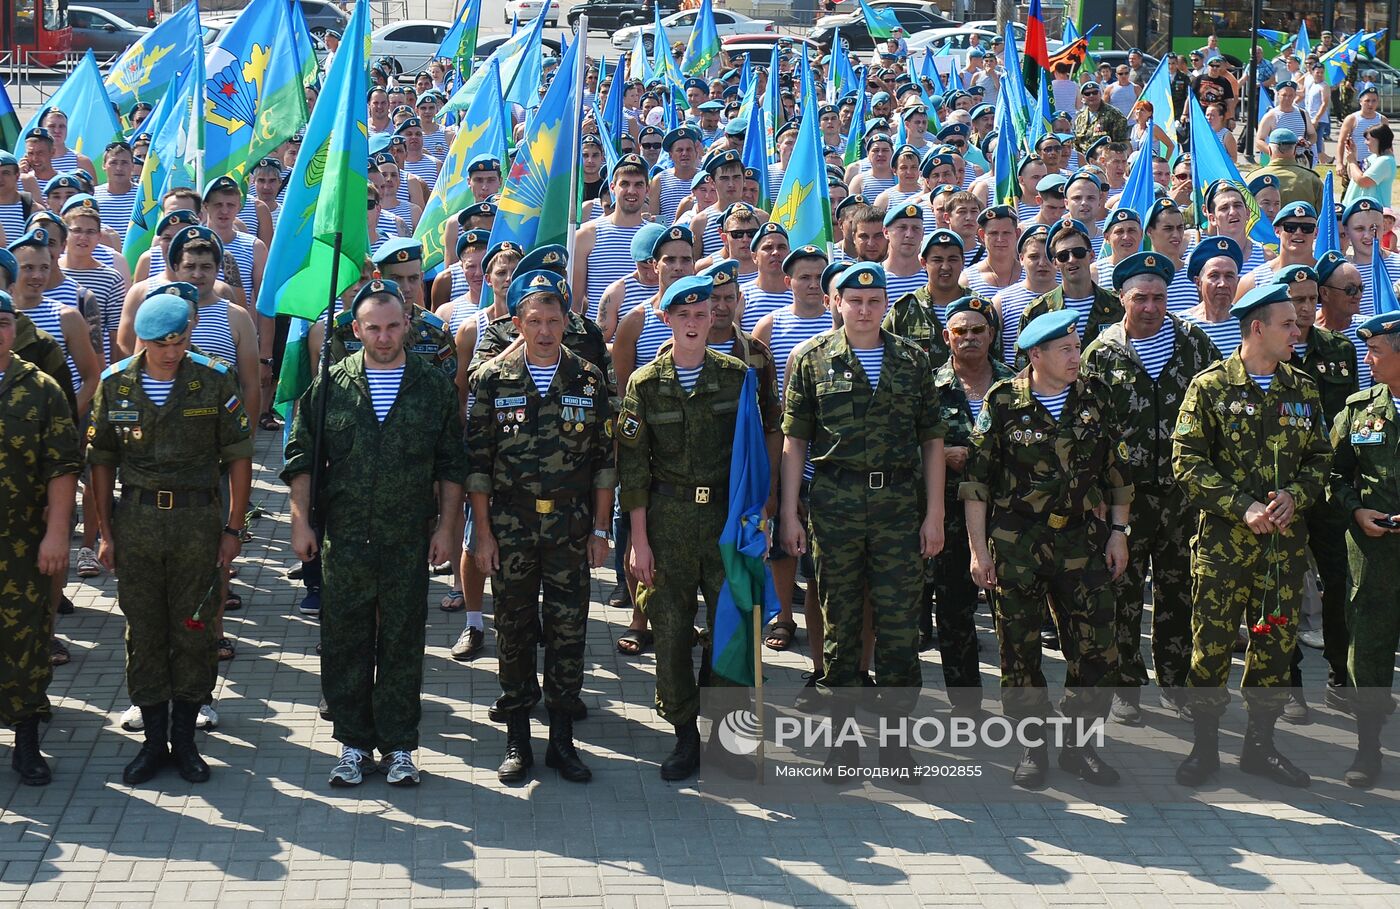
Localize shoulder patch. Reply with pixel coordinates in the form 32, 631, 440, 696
101, 355, 135, 381
333, 310, 354, 327
419, 311, 446, 329
189, 351, 230, 374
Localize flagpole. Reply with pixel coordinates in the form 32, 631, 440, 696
565, 14, 588, 279
753, 566, 765, 779
307, 231, 345, 531
1244, 2, 1263, 163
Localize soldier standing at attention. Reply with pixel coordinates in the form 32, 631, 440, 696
0, 291, 80, 785
1172, 282, 1332, 789
1080, 253, 1220, 722
781, 262, 947, 772
87, 295, 253, 786
468, 271, 615, 785
961, 308, 1131, 790
617, 274, 770, 782
1018, 218, 1124, 350
882, 227, 969, 367
1328, 312, 1400, 788
284, 279, 465, 788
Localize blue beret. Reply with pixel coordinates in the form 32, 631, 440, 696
22, 127, 51, 143
1045, 217, 1092, 250
1315, 249, 1348, 286
883, 202, 924, 227
969, 103, 993, 120
1343, 198, 1382, 223
1084, 136, 1111, 158
1357, 312, 1400, 339
922, 228, 964, 256
1230, 282, 1292, 319
834, 194, 869, 221
0, 290, 11, 315
944, 295, 995, 325
978, 204, 1017, 226
155, 209, 200, 235
819, 260, 847, 293
662, 126, 701, 150
457, 200, 497, 225
660, 274, 714, 312
506, 269, 569, 316
59, 193, 99, 217
690, 170, 712, 190
168, 224, 222, 263
1112, 251, 1175, 289
782, 245, 827, 274
697, 101, 724, 113
372, 237, 423, 266
482, 240, 525, 272
1066, 169, 1105, 192
1034, 134, 1065, 151
0, 152, 16, 168
517, 244, 568, 275
1203, 179, 1245, 209
1018, 309, 1079, 350
202, 174, 242, 199
627, 223, 666, 264
1267, 127, 1299, 145
684, 77, 707, 91
1273, 201, 1317, 226
467, 154, 500, 174
701, 258, 740, 287
0, 248, 16, 282
368, 134, 392, 155
651, 224, 693, 259
1273, 264, 1320, 287
147, 281, 199, 305
7, 226, 50, 252
456, 227, 490, 255
1359, 85, 1380, 98
834, 262, 885, 291
1247, 173, 1281, 195
42, 173, 82, 195
135, 294, 192, 342
1036, 174, 1068, 195
936, 124, 970, 142
1105, 207, 1141, 229
394, 116, 423, 134
704, 149, 742, 174
1187, 235, 1243, 279
722, 86, 742, 102
749, 220, 788, 252
639, 125, 663, 140
352, 277, 404, 311
370, 150, 395, 168
1146, 197, 1182, 226
723, 117, 747, 136
1017, 224, 1050, 254
871, 91, 891, 105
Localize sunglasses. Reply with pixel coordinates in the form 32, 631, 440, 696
1278, 222, 1317, 235
1328, 282, 1364, 296
1053, 246, 1091, 263
641, 142, 661, 150
948, 324, 988, 336
727, 228, 758, 238
1041, 144, 1063, 153
367, 200, 377, 210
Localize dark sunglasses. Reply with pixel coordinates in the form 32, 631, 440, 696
1328, 282, 1364, 296
727, 228, 758, 238
1053, 247, 1091, 263
1040, 144, 1063, 153
641, 142, 662, 150
948, 324, 988, 336
1278, 221, 1317, 235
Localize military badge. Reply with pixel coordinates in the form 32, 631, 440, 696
620, 414, 641, 439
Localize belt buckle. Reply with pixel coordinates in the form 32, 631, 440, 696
156, 490, 174, 510
1047, 512, 1067, 530
868, 471, 885, 489
535, 498, 555, 514
694, 486, 711, 505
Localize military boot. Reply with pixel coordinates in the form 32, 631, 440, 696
660, 717, 701, 781
169, 701, 210, 783
1013, 741, 1050, 790
544, 709, 591, 783
1175, 712, 1220, 786
1345, 713, 1385, 789
10, 716, 50, 786
1058, 740, 1120, 785
497, 709, 534, 783
122, 702, 170, 785
1110, 688, 1142, 726
1240, 711, 1310, 787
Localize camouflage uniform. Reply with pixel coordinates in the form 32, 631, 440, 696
87, 352, 253, 706
13, 314, 75, 418
659, 330, 780, 424
282, 351, 465, 753
1172, 352, 1332, 718
1329, 386, 1400, 724
1071, 102, 1129, 149
466, 348, 615, 714
1080, 316, 1219, 690
1289, 326, 1360, 688
617, 349, 776, 726
882, 287, 952, 369
0, 355, 80, 725
782, 329, 945, 702
1018, 285, 1124, 356
960, 370, 1131, 719
931, 357, 1013, 699
330, 304, 458, 378
470, 312, 616, 403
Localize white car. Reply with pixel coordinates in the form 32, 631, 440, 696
504, 0, 558, 28
369, 20, 452, 70
611, 8, 773, 51
906, 26, 1060, 57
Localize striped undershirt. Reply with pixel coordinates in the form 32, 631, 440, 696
852, 346, 883, 387
675, 363, 704, 391
526, 357, 559, 394
1250, 372, 1274, 393
1063, 293, 1096, 331
1181, 311, 1241, 359
142, 374, 175, 406
366, 365, 404, 423
1129, 320, 1176, 381
1033, 388, 1070, 420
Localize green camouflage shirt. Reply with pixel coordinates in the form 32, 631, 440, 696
882, 286, 952, 369
1018, 284, 1124, 360
1071, 101, 1129, 149
933, 357, 1014, 510
1329, 384, 1400, 517
1288, 325, 1360, 425
469, 311, 616, 405
331, 304, 458, 379
0, 355, 81, 538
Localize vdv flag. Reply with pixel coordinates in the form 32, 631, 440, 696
1315, 170, 1339, 257
771, 45, 832, 250
104, 0, 200, 111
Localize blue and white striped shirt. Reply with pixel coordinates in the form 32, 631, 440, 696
675, 363, 704, 391
1129, 320, 1176, 381
1063, 294, 1097, 333
884, 269, 926, 303
1166, 264, 1198, 313
656, 170, 693, 224
635, 304, 672, 366
617, 275, 657, 326
963, 266, 1019, 300
1250, 372, 1274, 393
402, 154, 440, 192
94, 184, 137, 241
526, 358, 559, 394
189, 301, 238, 368
768, 307, 834, 396
142, 374, 174, 406
1033, 388, 1070, 420
738, 280, 792, 334
1181, 311, 1241, 359
994, 282, 1045, 362
852, 346, 883, 388
366, 365, 405, 422
1340, 318, 1375, 389
0, 200, 27, 244
23, 297, 79, 390
587, 220, 644, 323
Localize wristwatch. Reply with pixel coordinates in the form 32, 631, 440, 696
1110, 523, 1131, 537
222, 525, 244, 539
259, 357, 274, 366
592, 528, 612, 542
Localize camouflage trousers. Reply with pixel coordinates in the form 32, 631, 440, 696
987, 513, 1117, 719
636, 497, 736, 727
112, 500, 220, 707
808, 470, 923, 705
932, 512, 983, 700
1113, 482, 1193, 690
322, 534, 430, 753
491, 499, 590, 715
1302, 500, 1351, 688
1185, 524, 1306, 718
1345, 530, 1400, 717
0, 526, 54, 726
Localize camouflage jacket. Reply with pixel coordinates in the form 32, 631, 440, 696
465, 346, 616, 501
13, 312, 75, 419
933, 357, 1014, 511
87, 351, 253, 492
0, 354, 81, 538
282, 351, 465, 542
1071, 102, 1129, 150
331, 304, 458, 379
1329, 383, 1400, 517
961, 369, 1133, 520
469, 311, 616, 405
1018, 284, 1124, 359
1288, 325, 1359, 426
1172, 351, 1332, 557
882, 286, 952, 369
1080, 315, 1220, 488
659, 329, 782, 432
782, 328, 945, 474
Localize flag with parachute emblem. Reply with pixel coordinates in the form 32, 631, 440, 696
103, 0, 199, 111
842, 68, 869, 167
770, 45, 831, 250
682, 0, 722, 77
442, 1, 547, 116
857, 0, 899, 41
1187, 90, 1277, 246
992, 89, 1019, 205
436, 0, 482, 83
16, 51, 122, 177
0, 80, 21, 153
1315, 171, 1339, 257
741, 97, 771, 211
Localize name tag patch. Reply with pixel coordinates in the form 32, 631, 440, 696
562, 395, 593, 408
1352, 433, 1384, 445
109, 411, 139, 422
495, 395, 527, 408
183, 407, 217, 417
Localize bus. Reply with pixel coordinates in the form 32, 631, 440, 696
0, 0, 73, 68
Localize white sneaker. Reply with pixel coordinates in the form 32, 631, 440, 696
196, 704, 219, 729
76, 547, 101, 578
119, 704, 143, 731
328, 746, 374, 786
382, 750, 420, 786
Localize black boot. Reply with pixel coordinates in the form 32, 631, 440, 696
1013, 741, 1049, 790
1058, 740, 1120, 785
11, 716, 50, 786
1283, 688, 1311, 725
660, 717, 701, 781
497, 709, 534, 783
544, 709, 591, 783
1175, 712, 1220, 787
122, 703, 170, 785
704, 719, 756, 780
169, 701, 210, 783
1110, 688, 1143, 726
1240, 711, 1310, 787
1345, 713, 1385, 789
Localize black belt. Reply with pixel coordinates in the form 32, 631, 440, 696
822, 466, 917, 489
651, 481, 726, 505
124, 488, 217, 510
505, 488, 590, 514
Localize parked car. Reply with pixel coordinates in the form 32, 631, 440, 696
1353, 56, 1400, 119
69, 5, 148, 59
370, 20, 452, 71
567, 0, 681, 34
808, 3, 954, 53
611, 8, 773, 52
719, 33, 821, 62
503, 0, 558, 28
295, 0, 349, 37
474, 33, 563, 62
96, 0, 158, 27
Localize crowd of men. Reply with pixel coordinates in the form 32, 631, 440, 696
4, 20, 1400, 798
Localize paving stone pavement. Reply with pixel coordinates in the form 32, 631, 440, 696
5, 430, 1400, 908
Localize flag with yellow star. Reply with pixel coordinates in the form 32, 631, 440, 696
771, 45, 832, 252
102, 0, 199, 112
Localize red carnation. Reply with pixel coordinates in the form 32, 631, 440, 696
184, 618, 205, 631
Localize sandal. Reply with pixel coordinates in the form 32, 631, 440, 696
617, 629, 653, 656
217, 637, 236, 661
224, 592, 243, 611
439, 590, 466, 612
258, 412, 281, 431
50, 637, 70, 666
764, 619, 798, 652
